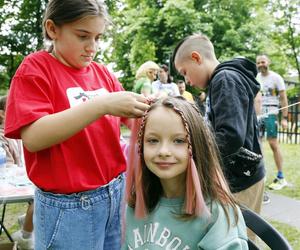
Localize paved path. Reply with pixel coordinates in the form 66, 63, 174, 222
261, 192, 300, 230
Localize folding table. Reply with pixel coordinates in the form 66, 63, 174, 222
0, 168, 34, 242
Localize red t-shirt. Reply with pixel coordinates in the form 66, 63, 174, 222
5, 51, 126, 194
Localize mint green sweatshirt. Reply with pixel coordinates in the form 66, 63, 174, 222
123, 198, 248, 249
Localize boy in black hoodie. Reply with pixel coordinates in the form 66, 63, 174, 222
173, 33, 265, 221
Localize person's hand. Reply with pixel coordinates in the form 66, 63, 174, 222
281, 118, 288, 130
101, 91, 150, 118
146, 94, 157, 104
256, 115, 263, 123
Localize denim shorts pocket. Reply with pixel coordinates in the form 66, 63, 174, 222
44, 205, 64, 249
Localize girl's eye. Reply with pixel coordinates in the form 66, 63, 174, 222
146, 138, 158, 144
78, 35, 88, 40
174, 138, 186, 144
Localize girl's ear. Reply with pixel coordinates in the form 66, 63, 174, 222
45, 19, 58, 40
191, 51, 202, 64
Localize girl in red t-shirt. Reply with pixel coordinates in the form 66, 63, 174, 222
5, 1, 149, 249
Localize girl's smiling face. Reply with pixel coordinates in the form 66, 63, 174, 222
143, 106, 189, 197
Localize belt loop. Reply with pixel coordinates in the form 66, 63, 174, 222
80, 195, 91, 210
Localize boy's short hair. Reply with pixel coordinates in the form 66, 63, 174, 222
176, 80, 185, 85
172, 33, 216, 66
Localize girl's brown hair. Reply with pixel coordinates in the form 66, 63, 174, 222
160, 64, 172, 83
42, 0, 110, 50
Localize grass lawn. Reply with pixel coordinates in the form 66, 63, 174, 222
268, 220, 300, 249
262, 140, 300, 200
1, 141, 299, 248
0, 203, 28, 243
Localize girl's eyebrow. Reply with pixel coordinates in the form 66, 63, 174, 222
173, 133, 187, 137
144, 131, 158, 136
75, 29, 103, 36
75, 29, 90, 33
145, 131, 186, 137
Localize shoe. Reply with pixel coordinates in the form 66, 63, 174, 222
11, 230, 34, 250
268, 177, 287, 190
263, 192, 270, 204
18, 214, 26, 229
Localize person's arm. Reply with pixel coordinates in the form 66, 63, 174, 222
279, 89, 288, 129
210, 77, 249, 157
0, 135, 15, 165
254, 91, 262, 116
21, 92, 149, 152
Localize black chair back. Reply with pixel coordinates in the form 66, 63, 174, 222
241, 208, 293, 250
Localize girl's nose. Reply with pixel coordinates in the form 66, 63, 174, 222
86, 39, 97, 53
158, 144, 171, 157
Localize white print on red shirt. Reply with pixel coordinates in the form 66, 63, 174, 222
67, 87, 109, 107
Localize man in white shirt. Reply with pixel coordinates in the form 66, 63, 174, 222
256, 54, 288, 191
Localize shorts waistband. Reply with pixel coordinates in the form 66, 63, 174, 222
35, 173, 124, 209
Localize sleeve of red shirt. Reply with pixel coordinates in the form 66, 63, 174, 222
5, 74, 53, 139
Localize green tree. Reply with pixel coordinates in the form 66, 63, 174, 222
108, 0, 272, 90
270, 0, 300, 83
110, 0, 206, 89
0, 0, 46, 91
0, 0, 298, 95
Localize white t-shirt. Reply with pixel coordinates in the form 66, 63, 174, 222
152, 80, 180, 97
256, 70, 285, 114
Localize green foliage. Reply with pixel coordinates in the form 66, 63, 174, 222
0, 0, 46, 91
108, 0, 280, 89
286, 85, 300, 99
129, 35, 157, 71
110, 0, 209, 89
267, 0, 300, 81
0, 0, 299, 93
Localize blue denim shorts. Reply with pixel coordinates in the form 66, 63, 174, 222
34, 173, 125, 250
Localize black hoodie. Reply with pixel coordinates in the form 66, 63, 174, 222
206, 58, 265, 193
